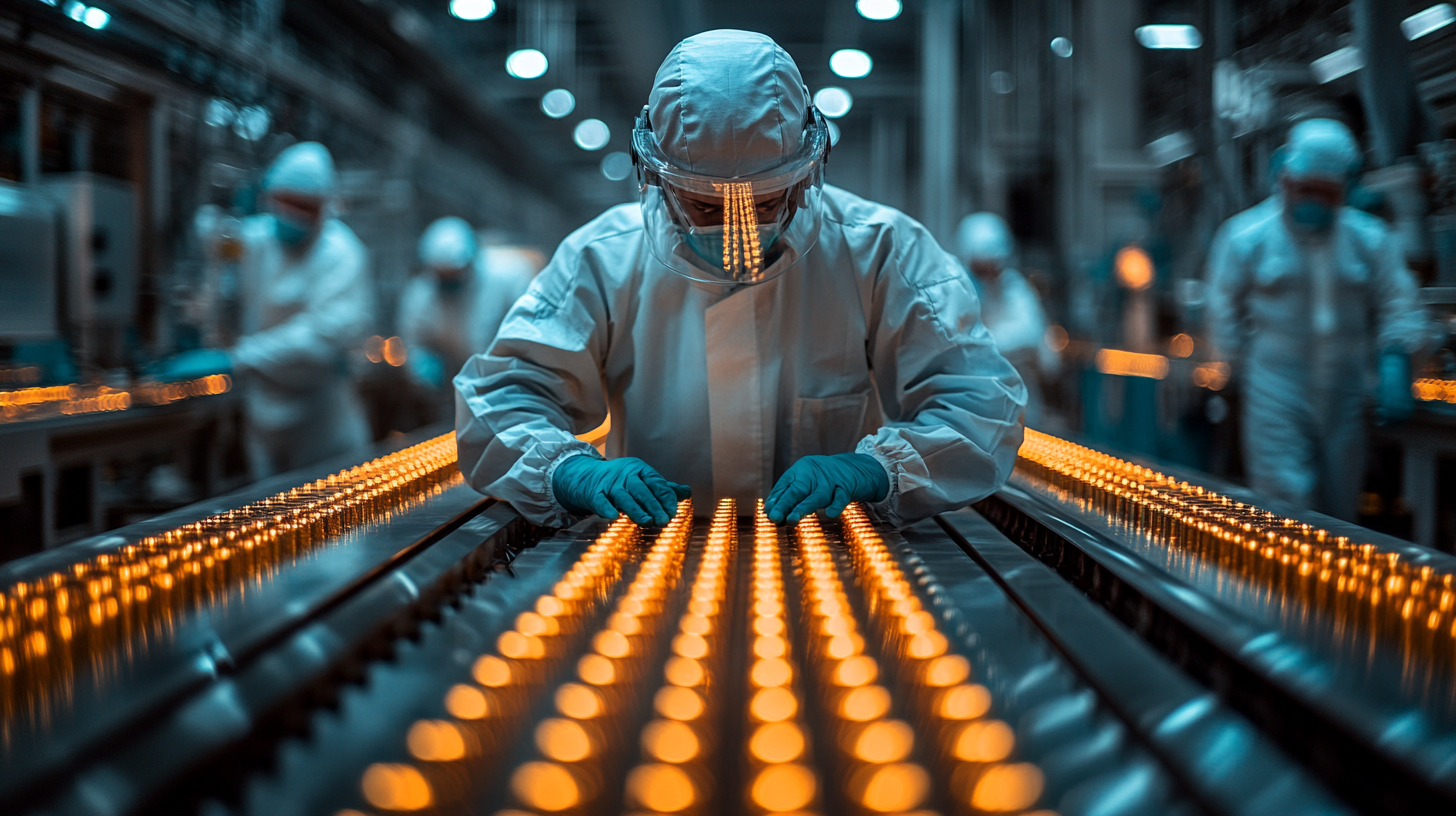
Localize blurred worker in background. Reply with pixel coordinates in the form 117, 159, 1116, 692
956, 212, 1059, 427
398, 217, 536, 422
455, 30, 1024, 530
158, 142, 375, 478
1207, 119, 1429, 520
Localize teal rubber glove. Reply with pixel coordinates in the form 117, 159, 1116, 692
1375, 348, 1415, 426
153, 348, 233, 382
409, 347, 446, 389
765, 453, 890, 526
552, 455, 692, 526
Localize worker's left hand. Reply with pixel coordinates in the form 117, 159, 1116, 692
153, 348, 234, 382
765, 453, 890, 526
1375, 348, 1414, 426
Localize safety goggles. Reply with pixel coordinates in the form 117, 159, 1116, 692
632, 106, 831, 286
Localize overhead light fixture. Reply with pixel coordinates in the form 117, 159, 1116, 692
1402, 4, 1455, 40
813, 87, 853, 118
506, 48, 548, 79
61, 1, 109, 29
601, 151, 633, 181
1311, 46, 1363, 84
1135, 25, 1202, 50
574, 119, 610, 151
856, 0, 901, 21
541, 89, 576, 118
449, 0, 495, 21
1050, 37, 1074, 58
830, 49, 873, 79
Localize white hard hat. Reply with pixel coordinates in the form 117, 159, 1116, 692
418, 216, 478, 270
262, 142, 337, 198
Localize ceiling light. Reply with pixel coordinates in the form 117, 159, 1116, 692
1311, 47, 1363, 83
1050, 37, 1073, 58
601, 152, 633, 181
813, 87, 853, 119
1135, 25, 1202, 49
574, 119, 610, 151
856, 0, 901, 21
1402, 4, 1455, 40
830, 49, 873, 79
81, 5, 109, 28
541, 89, 575, 118
449, 0, 495, 21
506, 49, 548, 80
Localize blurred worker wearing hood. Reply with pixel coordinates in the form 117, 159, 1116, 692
956, 213, 1059, 426
398, 217, 537, 419
455, 30, 1024, 529
160, 142, 375, 477
1207, 119, 1429, 519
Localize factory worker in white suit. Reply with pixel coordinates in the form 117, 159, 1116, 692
956, 212, 1058, 426
398, 217, 535, 415
163, 142, 375, 477
1207, 119, 1428, 520
454, 30, 1025, 528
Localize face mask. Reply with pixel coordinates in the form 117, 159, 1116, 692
435, 269, 469, 293
683, 225, 784, 270
275, 215, 317, 247
1288, 201, 1336, 234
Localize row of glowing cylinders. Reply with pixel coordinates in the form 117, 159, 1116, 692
0, 434, 459, 679
355, 499, 1049, 814
0, 375, 232, 422
1413, 378, 1456, 404
1016, 428, 1456, 636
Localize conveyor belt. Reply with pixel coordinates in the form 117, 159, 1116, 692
2, 428, 1387, 815
976, 429, 1456, 816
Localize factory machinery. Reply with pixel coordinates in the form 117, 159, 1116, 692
2, 429, 1454, 816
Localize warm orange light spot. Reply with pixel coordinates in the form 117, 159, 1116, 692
673, 632, 710, 659
642, 719, 700, 762
383, 336, 408, 366
853, 720, 914, 763
749, 721, 806, 763
833, 655, 878, 687
444, 685, 491, 720
537, 595, 566, 617
407, 719, 467, 762
971, 763, 1045, 811
536, 717, 594, 762
687, 598, 718, 616
754, 615, 786, 636
664, 656, 705, 687
1114, 245, 1154, 291
853, 763, 930, 812
499, 630, 544, 659
751, 657, 793, 688
840, 686, 892, 721
1169, 333, 1195, 358
750, 687, 799, 722
825, 634, 859, 659
754, 635, 787, 658
938, 684, 992, 720
593, 629, 632, 658
924, 655, 971, 687
473, 655, 512, 687
751, 763, 817, 812
906, 631, 948, 658
900, 610, 935, 634
680, 613, 712, 635
755, 599, 783, 616
953, 720, 1015, 761
578, 653, 616, 685
361, 763, 433, 811
608, 612, 643, 635
626, 762, 697, 811
510, 761, 580, 812
516, 611, 559, 636
556, 683, 603, 719
822, 615, 854, 636
655, 686, 705, 720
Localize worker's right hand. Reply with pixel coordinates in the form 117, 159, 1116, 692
552, 455, 691, 526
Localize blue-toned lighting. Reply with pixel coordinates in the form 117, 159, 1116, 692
450, 0, 495, 21
1135, 25, 1202, 50
813, 87, 853, 119
856, 0, 901, 21
506, 49, 549, 80
574, 119, 610, 151
830, 49, 873, 79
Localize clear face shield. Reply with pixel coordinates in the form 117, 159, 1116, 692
632, 106, 831, 286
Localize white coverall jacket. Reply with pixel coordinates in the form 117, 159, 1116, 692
972, 268, 1057, 426
232, 214, 375, 477
454, 185, 1026, 527
398, 247, 538, 384
1207, 197, 1427, 518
